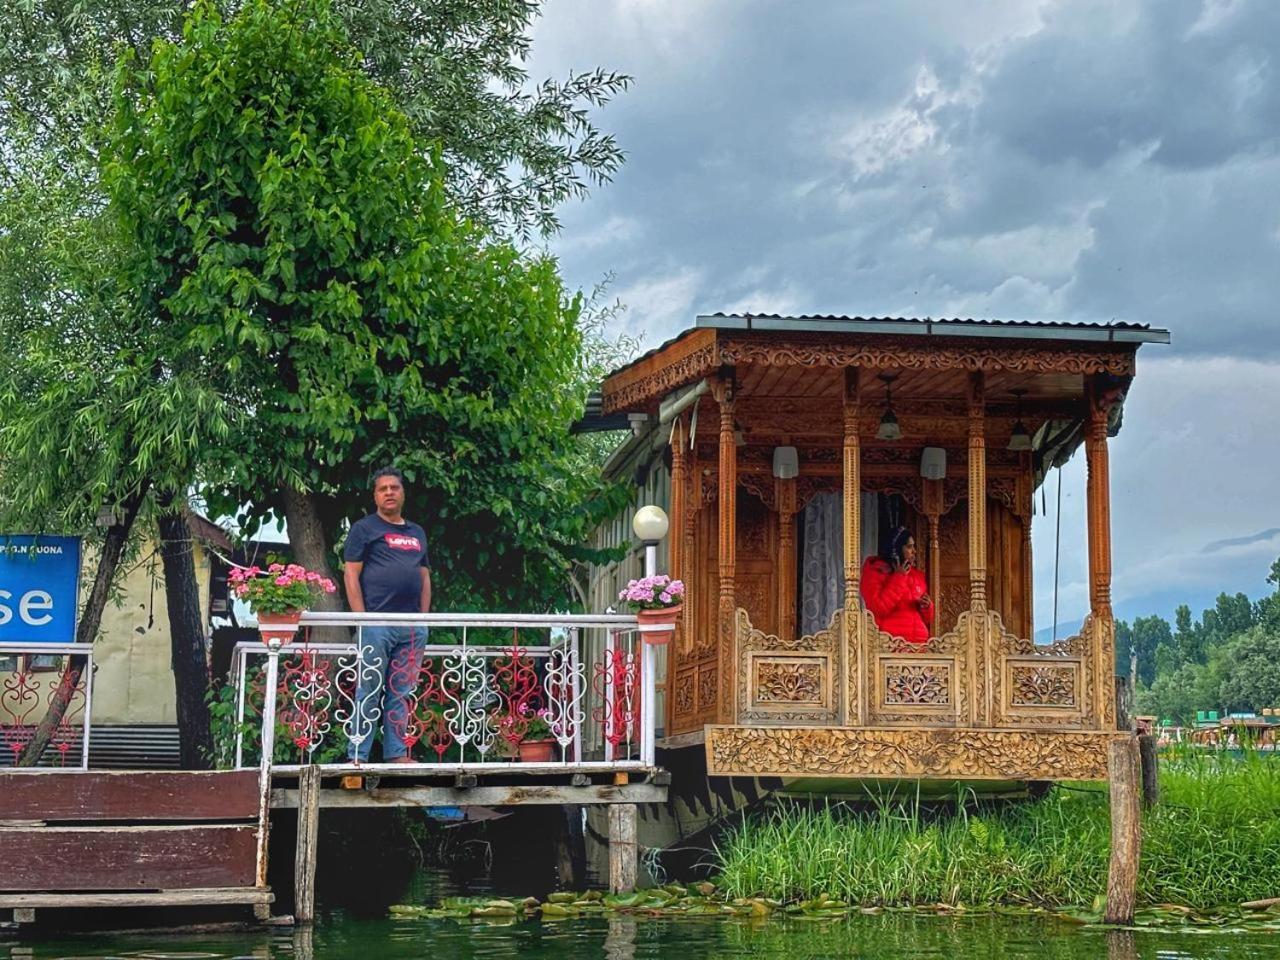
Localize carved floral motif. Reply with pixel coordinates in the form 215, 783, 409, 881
697, 669, 718, 710
755, 660, 824, 704
884, 662, 951, 705
705, 726, 1118, 780
673, 671, 695, 716
1011, 664, 1077, 707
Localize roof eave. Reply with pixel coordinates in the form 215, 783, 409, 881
695, 314, 1171, 346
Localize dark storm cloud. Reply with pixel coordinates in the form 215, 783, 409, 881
531, 0, 1280, 625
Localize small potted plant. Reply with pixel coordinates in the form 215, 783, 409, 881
496, 703, 558, 762
618, 575, 685, 643
230, 562, 337, 645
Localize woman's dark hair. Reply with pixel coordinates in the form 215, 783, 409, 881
371, 465, 405, 489
880, 525, 913, 566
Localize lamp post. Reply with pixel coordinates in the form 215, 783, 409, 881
632, 505, 670, 580
631, 505, 669, 767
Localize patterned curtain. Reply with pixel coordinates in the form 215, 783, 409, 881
799, 492, 879, 636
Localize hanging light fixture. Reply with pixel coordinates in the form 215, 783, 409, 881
1007, 388, 1032, 452
876, 373, 902, 441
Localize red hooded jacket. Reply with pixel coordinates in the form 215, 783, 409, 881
860, 557, 933, 643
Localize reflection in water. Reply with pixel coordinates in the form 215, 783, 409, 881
4, 913, 1279, 960
603, 917, 636, 960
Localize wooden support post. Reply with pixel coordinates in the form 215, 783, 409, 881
776, 476, 797, 642
1138, 734, 1159, 808
608, 803, 638, 894
923, 478, 942, 636
715, 374, 737, 724
1087, 377, 1118, 730
666, 415, 688, 734
842, 368, 861, 609
14, 907, 35, 924
1104, 736, 1142, 925
967, 373, 988, 725
293, 765, 321, 925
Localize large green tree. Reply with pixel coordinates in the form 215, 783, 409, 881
108, 0, 622, 616
0, 0, 629, 762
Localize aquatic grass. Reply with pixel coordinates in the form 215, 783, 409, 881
713, 751, 1280, 910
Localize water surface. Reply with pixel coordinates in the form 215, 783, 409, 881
5, 912, 1278, 960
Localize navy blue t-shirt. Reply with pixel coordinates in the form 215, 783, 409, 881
343, 514, 431, 613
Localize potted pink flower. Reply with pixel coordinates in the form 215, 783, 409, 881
230, 562, 337, 645
618, 575, 685, 644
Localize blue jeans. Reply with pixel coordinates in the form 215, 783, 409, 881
348, 625, 426, 762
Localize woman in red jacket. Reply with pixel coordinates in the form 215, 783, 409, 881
860, 526, 934, 643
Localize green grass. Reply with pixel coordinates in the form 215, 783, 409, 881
713, 749, 1280, 910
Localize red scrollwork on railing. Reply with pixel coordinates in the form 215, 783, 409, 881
592, 638, 639, 752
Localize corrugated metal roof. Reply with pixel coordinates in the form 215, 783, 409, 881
604, 313, 1169, 382
697, 313, 1169, 342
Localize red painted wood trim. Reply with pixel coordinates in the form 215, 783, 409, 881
0, 771, 259, 822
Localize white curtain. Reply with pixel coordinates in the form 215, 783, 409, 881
799, 492, 879, 636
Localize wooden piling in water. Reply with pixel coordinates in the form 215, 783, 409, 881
1104, 736, 1142, 925
294, 765, 322, 925
608, 803, 638, 894
1138, 734, 1159, 808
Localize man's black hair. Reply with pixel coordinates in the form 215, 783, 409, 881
371, 465, 405, 489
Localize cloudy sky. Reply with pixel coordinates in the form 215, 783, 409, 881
528, 0, 1280, 632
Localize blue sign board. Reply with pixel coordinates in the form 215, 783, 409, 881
0, 535, 81, 644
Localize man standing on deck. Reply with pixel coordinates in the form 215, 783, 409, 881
343, 466, 432, 763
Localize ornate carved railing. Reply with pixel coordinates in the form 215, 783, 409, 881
735, 607, 1110, 732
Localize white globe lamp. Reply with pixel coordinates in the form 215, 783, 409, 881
632, 505, 670, 544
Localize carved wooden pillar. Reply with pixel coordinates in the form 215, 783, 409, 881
1087, 377, 1117, 730
1018, 465, 1034, 640
967, 372, 988, 725
669, 415, 688, 661
715, 375, 737, 724
776, 476, 797, 642
923, 478, 942, 636
669, 416, 689, 654
842, 368, 861, 608
967, 372, 987, 612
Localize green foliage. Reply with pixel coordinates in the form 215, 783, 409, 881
715, 751, 1280, 909
102, 0, 624, 611
0, 0, 629, 239
1217, 628, 1280, 714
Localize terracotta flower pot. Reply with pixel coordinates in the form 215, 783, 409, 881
257, 609, 303, 646
517, 739, 557, 763
637, 604, 682, 644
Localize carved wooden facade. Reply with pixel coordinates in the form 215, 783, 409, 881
600, 320, 1162, 782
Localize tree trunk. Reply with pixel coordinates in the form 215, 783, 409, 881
157, 505, 214, 769
17, 487, 148, 766
281, 485, 343, 612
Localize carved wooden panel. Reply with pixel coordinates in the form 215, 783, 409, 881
755, 658, 826, 705
737, 608, 840, 725
705, 725, 1121, 781
992, 613, 1091, 729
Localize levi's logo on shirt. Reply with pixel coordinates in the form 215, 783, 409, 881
384, 533, 422, 552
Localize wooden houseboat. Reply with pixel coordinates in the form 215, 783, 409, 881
584, 314, 1169, 786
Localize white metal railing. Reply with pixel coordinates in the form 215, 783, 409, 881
232, 613, 657, 774
0, 642, 94, 770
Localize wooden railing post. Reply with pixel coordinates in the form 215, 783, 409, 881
715, 373, 737, 724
